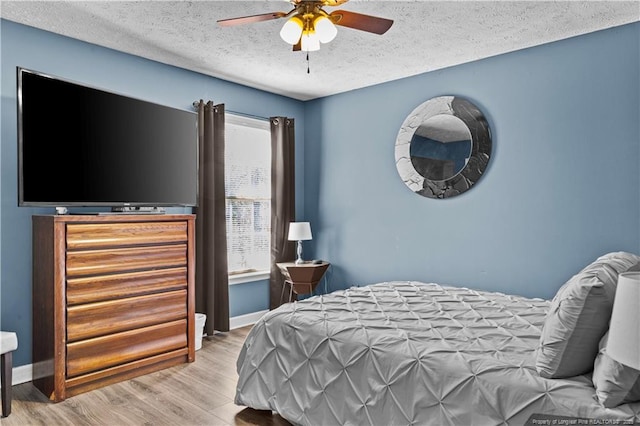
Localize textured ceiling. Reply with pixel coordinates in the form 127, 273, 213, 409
2, 1, 638, 100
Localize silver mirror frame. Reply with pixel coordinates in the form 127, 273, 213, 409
395, 96, 492, 199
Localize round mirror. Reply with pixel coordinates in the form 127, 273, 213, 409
410, 114, 472, 181
395, 96, 491, 199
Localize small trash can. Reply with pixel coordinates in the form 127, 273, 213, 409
195, 313, 206, 351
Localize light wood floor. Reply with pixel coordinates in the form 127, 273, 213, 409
2, 326, 292, 426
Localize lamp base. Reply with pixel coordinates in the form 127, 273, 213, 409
295, 240, 304, 264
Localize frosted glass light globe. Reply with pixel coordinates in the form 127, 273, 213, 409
280, 16, 303, 45
314, 16, 337, 43
301, 31, 320, 52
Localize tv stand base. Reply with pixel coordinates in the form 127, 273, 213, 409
110, 206, 166, 214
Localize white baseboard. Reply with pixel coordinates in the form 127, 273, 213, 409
230, 309, 268, 330
11, 363, 33, 386
4, 310, 268, 387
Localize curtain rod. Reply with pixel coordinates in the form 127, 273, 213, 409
227, 110, 269, 121
191, 101, 268, 121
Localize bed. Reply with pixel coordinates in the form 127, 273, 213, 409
235, 265, 640, 425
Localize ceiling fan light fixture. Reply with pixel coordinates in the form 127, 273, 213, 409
218, 0, 394, 56
301, 30, 320, 52
314, 15, 337, 43
280, 16, 304, 45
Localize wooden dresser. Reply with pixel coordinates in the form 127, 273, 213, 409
32, 214, 195, 402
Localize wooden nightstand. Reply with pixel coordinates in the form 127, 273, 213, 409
276, 261, 330, 303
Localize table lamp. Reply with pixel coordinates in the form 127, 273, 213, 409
606, 271, 640, 370
288, 222, 312, 264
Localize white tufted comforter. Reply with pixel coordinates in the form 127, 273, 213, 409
235, 281, 640, 425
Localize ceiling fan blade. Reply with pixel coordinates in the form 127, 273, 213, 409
293, 39, 302, 51
218, 11, 287, 27
329, 10, 393, 35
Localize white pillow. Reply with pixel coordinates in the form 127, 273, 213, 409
536, 252, 640, 379
593, 332, 640, 408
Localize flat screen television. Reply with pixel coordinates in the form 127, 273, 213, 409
17, 67, 198, 208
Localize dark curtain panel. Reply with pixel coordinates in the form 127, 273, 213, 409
270, 117, 296, 310
194, 100, 229, 333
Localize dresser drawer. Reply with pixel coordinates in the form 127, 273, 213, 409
66, 319, 187, 378
32, 214, 195, 402
66, 221, 187, 250
67, 267, 187, 305
66, 244, 187, 277
67, 290, 187, 342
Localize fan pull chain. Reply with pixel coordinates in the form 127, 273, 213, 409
306, 52, 310, 74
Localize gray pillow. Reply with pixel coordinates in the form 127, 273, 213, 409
536, 252, 640, 379
593, 332, 640, 408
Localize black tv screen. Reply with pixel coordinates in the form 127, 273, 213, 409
17, 67, 198, 207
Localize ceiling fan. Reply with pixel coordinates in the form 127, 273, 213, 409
218, 0, 394, 52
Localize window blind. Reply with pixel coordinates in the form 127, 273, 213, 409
225, 117, 271, 275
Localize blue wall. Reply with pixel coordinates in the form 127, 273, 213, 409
2, 18, 639, 369
304, 23, 640, 299
0, 20, 304, 367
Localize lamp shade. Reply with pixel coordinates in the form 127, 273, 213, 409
280, 16, 303, 45
288, 222, 312, 241
606, 271, 640, 370
314, 16, 337, 43
301, 31, 320, 52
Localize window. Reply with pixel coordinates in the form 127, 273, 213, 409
225, 114, 271, 276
